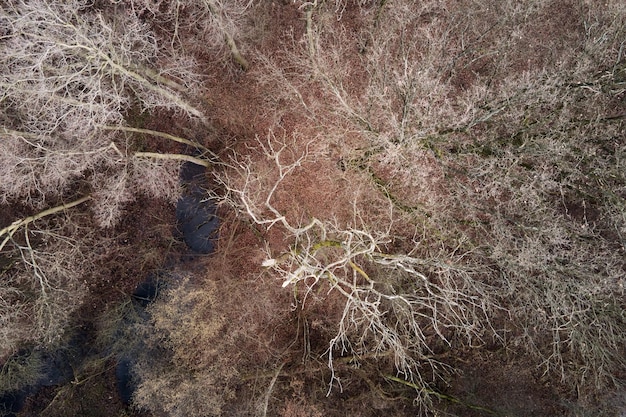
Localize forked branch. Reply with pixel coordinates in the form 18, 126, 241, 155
220, 132, 497, 399
0, 195, 91, 252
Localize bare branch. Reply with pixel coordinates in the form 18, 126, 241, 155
134, 152, 211, 167
0, 195, 91, 252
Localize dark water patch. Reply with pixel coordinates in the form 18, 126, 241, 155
132, 280, 159, 307
115, 271, 181, 405
132, 270, 181, 307
176, 161, 219, 255
36, 349, 74, 387
115, 358, 134, 406
176, 189, 219, 254
0, 339, 84, 416
180, 159, 207, 183
4, 159, 222, 413
132, 275, 162, 307
0, 389, 29, 417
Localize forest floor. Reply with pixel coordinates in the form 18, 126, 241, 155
7, 1, 625, 416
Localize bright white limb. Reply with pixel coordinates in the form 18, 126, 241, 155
220, 131, 498, 396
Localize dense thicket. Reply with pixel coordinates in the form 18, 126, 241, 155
1, 1, 624, 416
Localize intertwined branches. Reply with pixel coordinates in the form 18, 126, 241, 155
271, 0, 626, 398
124, 0, 254, 69
0, 213, 93, 352
0, 0, 205, 207
0, 1, 208, 353
220, 133, 499, 402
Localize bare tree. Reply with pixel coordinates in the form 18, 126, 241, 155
218, 132, 499, 405
0, 0, 209, 353
0, 0, 205, 208
247, 0, 626, 405
123, 0, 255, 70
0, 204, 93, 353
